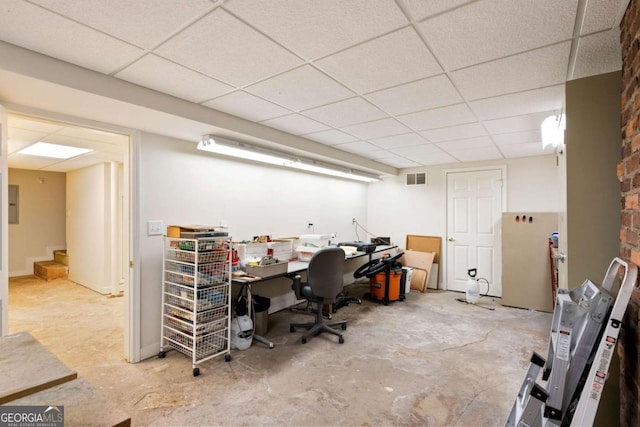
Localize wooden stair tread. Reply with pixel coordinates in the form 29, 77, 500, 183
7, 378, 131, 427
0, 332, 77, 404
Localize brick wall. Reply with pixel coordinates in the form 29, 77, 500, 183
619, 1, 640, 425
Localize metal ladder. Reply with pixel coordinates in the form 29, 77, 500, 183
506, 257, 638, 427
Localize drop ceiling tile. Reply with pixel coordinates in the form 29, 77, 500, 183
303, 97, 387, 128
8, 116, 63, 133
334, 141, 380, 154
581, 0, 628, 34
419, 0, 578, 70
444, 145, 503, 162
411, 152, 458, 166
396, 103, 476, 131
8, 134, 43, 154
451, 42, 571, 101
401, 0, 476, 21
500, 142, 555, 158
29, 0, 214, 49
8, 153, 62, 170
420, 122, 486, 143
380, 157, 422, 168
0, 0, 144, 74
483, 111, 557, 134
203, 91, 291, 122
392, 143, 444, 157
368, 133, 429, 149
55, 127, 128, 145
360, 150, 391, 160
224, 0, 408, 60
303, 129, 359, 145
316, 27, 441, 94
245, 65, 353, 111
365, 74, 462, 115
572, 31, 622, 80
492, 130, 542, 146
341, 118, 410, 140
437, 136, 494, 151
116, 54, 233, 103
155, 8, 303, 86
469, 85, 565, 120
260, 114, 329, 135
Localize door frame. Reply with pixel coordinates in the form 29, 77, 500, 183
0, 104, 141, 363
442, 165, 507, 292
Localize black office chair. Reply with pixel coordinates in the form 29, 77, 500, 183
289, 247, 347, 344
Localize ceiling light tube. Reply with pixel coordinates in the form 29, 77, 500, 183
197, 135, 380, 182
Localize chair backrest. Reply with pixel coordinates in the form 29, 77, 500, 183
307, 247, 346, 303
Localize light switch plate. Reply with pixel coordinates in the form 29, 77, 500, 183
148, 220, 163, 236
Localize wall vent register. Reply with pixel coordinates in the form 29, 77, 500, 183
406, 172, 427, 186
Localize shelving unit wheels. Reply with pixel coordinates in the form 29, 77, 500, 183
193, 367, 200, 377
339, 336, 344, 344
225, 353, 231, 362
158, 350, 166, 359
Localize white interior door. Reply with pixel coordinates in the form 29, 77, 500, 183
446, 168, 504, 296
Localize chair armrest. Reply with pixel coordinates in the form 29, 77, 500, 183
289, 274, 302, 299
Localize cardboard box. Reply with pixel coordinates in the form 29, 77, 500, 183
399, 250, 435, 293
245, 261, 288, 278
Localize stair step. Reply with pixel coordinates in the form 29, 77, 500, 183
53, 250, 68, 266
34, 261, 68, 281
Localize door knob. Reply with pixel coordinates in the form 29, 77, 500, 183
448, 237, 455, 242
552, 252, 566, 263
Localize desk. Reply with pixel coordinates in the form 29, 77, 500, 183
232, 246, 398, 348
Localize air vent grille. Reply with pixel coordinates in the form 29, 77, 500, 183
406, 172, 427, 186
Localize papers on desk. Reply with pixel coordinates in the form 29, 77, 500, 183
232, 271, 263, 282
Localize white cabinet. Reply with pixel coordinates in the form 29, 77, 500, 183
159, 237, 231, 376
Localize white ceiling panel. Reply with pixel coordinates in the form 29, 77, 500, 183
572, 31, 622, 80
334, 141, 381, 154
3, 1, 621, 171
8, 116, 64, 133
493, 130, 542, 146
315, 27, 442, 94
500, 142, 555, 158
29, 0, 215, 50
116, 54, 233, 103
8, 153, 63, 170
420, 122, 487, 143
8, 134, 43, 154
303, 98, 387, 128
483, 111, 556, 135
420, 0, 578, 70
365, 74, 462, 116
0, 0, 144, 74
437, 136, 495, 152
245, 65, 353, 112
401, 0, 476, 21
452, 42, 571, 101
411, 151, 458, 165
155, 8, 303, 86
392, 143, 445, 157
303, 129, 359, 146
368, 133, 429, 149
41, 153, 120, 172
581, 0, 629, 35
223, 0, 408, 60
203, 91, 291, 122
341, 118, 410, 140
469, 85, 565, 120
445, 145, 503, 162
260, 114, 329, 135
396, 103, 477, 131
379, 157, 422, 168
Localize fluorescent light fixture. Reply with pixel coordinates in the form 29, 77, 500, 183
197, 135, 380, 182
17, 142, 93, 159
541, 114, 566, 149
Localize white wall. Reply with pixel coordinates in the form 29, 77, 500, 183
67, 163, 119, 294
367, 155, 559, 286
8, 168, 66, 276
367, 155, 559, 246
138, 132, 369, 358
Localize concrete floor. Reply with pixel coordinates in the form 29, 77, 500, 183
9, 276, 552, 426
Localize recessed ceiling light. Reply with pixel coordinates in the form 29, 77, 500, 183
17, 142, 93, 159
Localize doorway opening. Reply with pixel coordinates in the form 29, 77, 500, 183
5, 113, 132, 368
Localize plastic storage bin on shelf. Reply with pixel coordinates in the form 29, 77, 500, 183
159, 236, 232, 376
